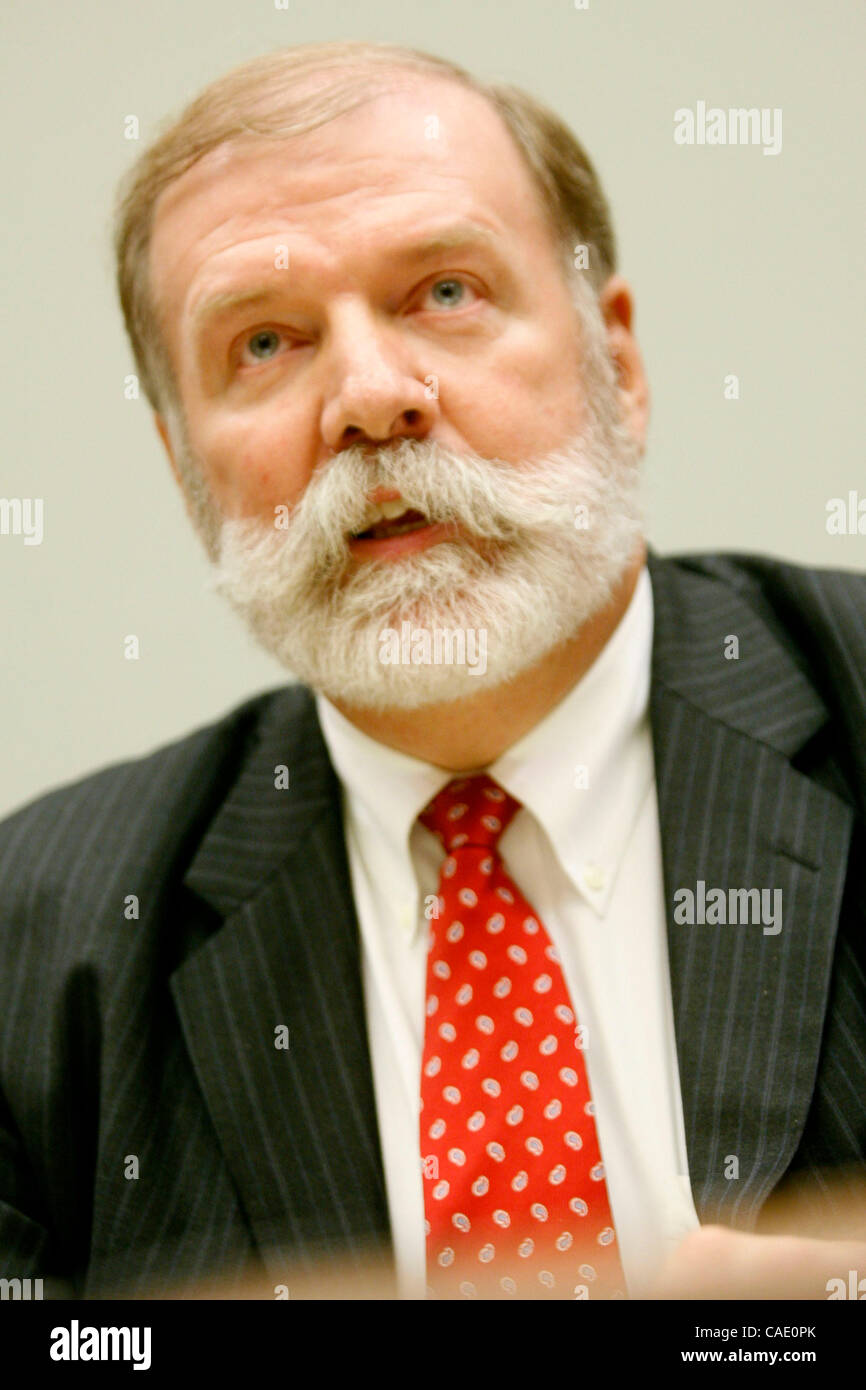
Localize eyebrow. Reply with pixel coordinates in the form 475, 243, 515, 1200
190, 222, 502, 335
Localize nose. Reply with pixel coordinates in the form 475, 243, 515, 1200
320, 300, 438, 452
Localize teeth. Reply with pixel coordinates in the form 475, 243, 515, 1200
377, 499, 410, 520
358, 498, 416, 529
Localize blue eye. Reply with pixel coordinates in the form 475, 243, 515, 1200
246, 329, 282, 359
429, 279, 466, 307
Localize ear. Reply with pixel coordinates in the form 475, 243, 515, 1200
153, 412, 208, 542
597, 275, 650, 450
154, 413, 183, 490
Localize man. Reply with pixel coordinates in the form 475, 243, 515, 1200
1, 40, 864, 1301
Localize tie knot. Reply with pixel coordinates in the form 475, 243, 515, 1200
419, 774, 520, 852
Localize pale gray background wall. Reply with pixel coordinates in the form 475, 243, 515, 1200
2, 0, 864, 817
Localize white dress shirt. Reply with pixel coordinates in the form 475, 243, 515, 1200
315, 566, 699, 1297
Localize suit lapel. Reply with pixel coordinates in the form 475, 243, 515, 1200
170, 687, 391, 1276
647, 552, 854, 1227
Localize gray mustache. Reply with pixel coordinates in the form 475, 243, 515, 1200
296, 437, 585, 546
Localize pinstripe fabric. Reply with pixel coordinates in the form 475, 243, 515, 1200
647, 552, 864, 1227
0, 689, 391, 1295
0, 551, 863, 1293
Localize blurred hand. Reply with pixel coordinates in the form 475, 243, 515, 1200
649, 1224, 866, 1299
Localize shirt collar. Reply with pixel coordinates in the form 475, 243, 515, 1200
315, 563, 653, 921
315, 691, 449, 878
490, 565, 653, 916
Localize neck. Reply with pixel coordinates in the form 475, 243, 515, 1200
330, 545, 646, 771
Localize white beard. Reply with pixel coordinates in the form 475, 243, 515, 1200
205, 299, 645, 711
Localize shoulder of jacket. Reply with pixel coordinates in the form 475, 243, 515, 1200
0, 683, 315, 876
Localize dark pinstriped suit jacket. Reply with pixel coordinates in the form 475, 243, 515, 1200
1, 550, 864, 1296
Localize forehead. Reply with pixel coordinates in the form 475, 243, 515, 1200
149, 77, 560, 330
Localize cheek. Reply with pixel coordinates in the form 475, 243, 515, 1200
195, 418, 311, 516
451, 332, 587, 459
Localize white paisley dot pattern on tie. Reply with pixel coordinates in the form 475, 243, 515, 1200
418, 774, 626, 1300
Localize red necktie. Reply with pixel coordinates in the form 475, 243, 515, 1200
418, 774, 626, 1299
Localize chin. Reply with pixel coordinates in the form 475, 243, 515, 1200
313, 629, 561, 714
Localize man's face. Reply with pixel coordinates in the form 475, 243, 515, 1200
150, 78, 617, 521
147, 76, 646, 710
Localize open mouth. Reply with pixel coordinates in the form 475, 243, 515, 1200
351, 501, 432, 542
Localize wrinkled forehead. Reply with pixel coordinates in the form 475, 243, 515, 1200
147, 79, 563, 331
